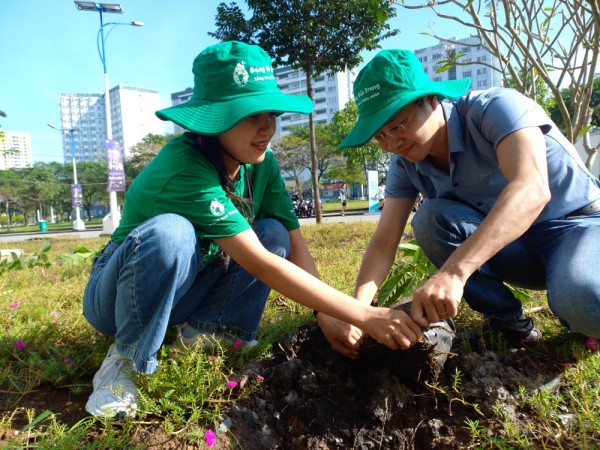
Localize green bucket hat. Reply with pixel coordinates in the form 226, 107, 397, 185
339, 49, 471, 148
156, 41, 314, 135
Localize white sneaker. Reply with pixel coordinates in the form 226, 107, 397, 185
170, 324, 258, 356
85, 343, 138, 420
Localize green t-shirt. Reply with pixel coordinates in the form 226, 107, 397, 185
112, 133, 299, 263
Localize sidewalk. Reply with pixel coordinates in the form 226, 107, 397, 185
0, 212, 381, 243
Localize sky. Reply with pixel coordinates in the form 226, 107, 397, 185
0, 0, 466, 164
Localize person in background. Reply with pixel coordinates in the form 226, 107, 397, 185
339, 183, 348, 216
377, 180, 386, 210
316, 48, 600, 356
82, 41, 422, 420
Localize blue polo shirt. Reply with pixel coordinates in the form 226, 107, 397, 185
386, 87, 600, 224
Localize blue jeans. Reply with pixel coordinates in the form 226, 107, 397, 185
83, 214, 290, 373
412, 199, 600, 337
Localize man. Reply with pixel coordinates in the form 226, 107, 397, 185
317, 49, 600, 358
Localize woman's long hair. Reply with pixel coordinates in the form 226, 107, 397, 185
193, 133, 253, 267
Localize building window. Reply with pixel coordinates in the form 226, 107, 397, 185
477, 68, 487, 75
419, 56, 428, 62
433, 52, 442, 59
462, 47, 471, 53
433, 77, 442, 81
316, 109, 326, 115
463, 70, 472, 77
477, 80, 487, 88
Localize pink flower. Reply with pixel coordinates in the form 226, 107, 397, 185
226, 381, 238, 388
205, 429, 216, 448
257, 375, 264, 382
64, 358, 73, 366
10, 273, 16, 279
207, 355, 218, 361
233, 340, 243, 349
585, 337, 598, 351
10, 302, 19, 309
55, 261, 63, 266
562, 362, 574, 368
14, 340, 25, 350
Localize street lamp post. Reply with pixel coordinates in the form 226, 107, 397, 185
74, 1, 143, 234
48, 124, 86, 231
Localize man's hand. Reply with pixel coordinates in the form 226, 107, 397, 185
411, 271, 463, 328
317, 313, 365, 359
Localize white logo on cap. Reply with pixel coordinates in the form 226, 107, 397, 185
233, 62, 249, 86
210, 199, 225, 216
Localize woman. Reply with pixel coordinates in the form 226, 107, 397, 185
82, 41, 422, 420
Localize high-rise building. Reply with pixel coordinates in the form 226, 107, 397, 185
273, 66, 357, 140
414, 36, 502, 90
0, 131, 33, 170
170, 87, 193, 135
57, 85, 165, 163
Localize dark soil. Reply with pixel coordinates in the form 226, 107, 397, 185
1, 320, 567, 450
222, 324, 561, 449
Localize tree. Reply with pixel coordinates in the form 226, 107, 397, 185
126, 133, 175, 180
331, 101, 390, 184
210, 0, 398, 222
0, 169, 22, 232
19, 164, 62, 222
76, 162, 109, 220
549, 75, 600, 134
271, 129, 311, 196
398, 0, 600, 172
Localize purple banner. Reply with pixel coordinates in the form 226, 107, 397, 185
71, 184, 83, 208
106, 139, 126, 192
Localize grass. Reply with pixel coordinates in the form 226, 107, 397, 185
0, 222, 599, 449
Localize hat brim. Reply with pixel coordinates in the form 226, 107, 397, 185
156, 93, 314, 135
339, 78, 471, 148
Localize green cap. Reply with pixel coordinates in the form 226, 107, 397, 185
339, 49, 471, 148
156, 41, 314, 135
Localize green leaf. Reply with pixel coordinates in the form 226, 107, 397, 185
21, 409, 52, 432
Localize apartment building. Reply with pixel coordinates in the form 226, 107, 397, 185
273, 66, 357, 139
57, 85, 164, 163
414, 36, 502, 91
170, 87, 194, 135
0, 130, 33, 170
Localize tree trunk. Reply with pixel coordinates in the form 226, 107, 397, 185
305, 68, 323, 224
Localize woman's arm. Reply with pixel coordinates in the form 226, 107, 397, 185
214, 229, 422, 350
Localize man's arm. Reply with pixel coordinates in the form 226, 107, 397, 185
411, 127, 551, 326
355, 197, 415, 303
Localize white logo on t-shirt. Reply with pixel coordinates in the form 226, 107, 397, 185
210, 199, 225, 216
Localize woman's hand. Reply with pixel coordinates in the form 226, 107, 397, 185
362, 306, 422, 350
317, 313, 366, 359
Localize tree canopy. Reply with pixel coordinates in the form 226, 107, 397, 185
211, 0, 398, 222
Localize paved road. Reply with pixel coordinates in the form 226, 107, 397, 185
0, 212, 382, 243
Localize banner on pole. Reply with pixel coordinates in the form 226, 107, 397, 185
106, 139, 126, 192
367, 170, 379, 214
71, 184, 83, 208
